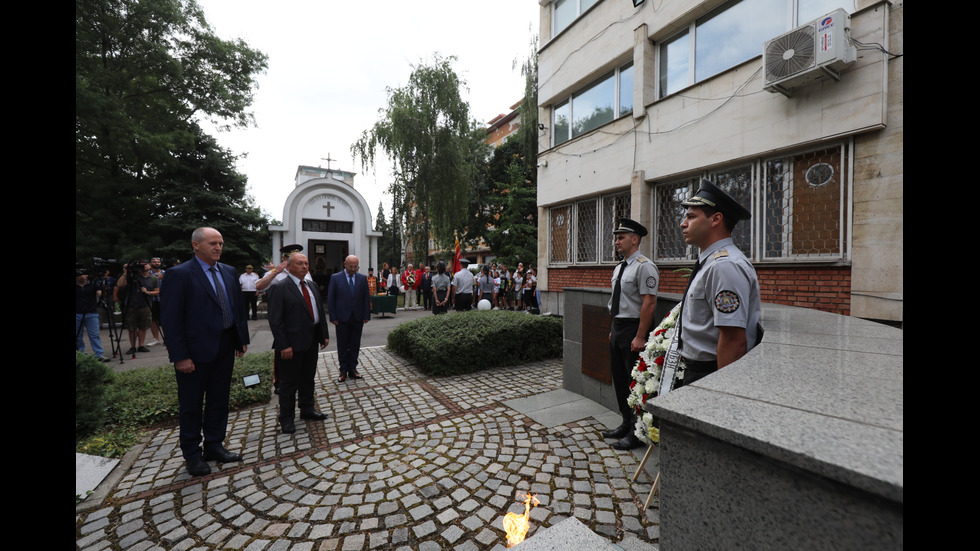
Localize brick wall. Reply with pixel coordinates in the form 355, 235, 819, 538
547, 264, 851, 316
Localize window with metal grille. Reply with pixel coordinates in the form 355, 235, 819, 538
550, 205, 571, 263
549, 191, 631, 265
602, 192, 631, 262
707, 165, 753, 254
763, 145, 847, 259
576, 199, 598, 262
654, 180, 694, 262
653, 141, 849, 263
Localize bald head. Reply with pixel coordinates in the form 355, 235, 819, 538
192, 227, 223, 265
344, 255, 359, 276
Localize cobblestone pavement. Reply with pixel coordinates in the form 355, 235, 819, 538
76, 347, 660, 550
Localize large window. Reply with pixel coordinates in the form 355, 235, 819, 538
550, 191, 631, 265
553, 0, 600, 36
653, 142, 849, 262
658, 0, 853, 98
553, 62, 633, 146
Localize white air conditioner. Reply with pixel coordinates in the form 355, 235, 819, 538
763, 8, 857, 96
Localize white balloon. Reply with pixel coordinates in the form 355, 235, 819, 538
477, 299, 492, 310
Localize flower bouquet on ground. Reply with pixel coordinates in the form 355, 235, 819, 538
627, 302, 685, 444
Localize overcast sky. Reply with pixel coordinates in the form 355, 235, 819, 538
195, 0, 540, 224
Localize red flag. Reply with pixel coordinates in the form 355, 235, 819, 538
453, 237, 461, 274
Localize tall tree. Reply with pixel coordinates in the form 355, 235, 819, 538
482, 38, 540, 267
146, 127, 270, 268
76, 0, 269, 263
374, 201, 402, 269
351, 54, 477, 265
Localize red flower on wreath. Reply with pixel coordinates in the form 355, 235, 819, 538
637, 359, 647, 372
654, 328, 666, 336
630, 380, 637, 390
654, 356, 665, 367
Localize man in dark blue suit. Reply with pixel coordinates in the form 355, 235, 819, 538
161, 227, 250, 477
327, 255, 371, 382
267, 253, 330, 433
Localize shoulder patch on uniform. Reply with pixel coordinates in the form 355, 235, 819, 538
645, 276, 657, 289
713, 249, 730, 259
636, 256, 649, 263
714, 290, 740, 313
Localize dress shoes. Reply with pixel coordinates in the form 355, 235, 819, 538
186, 456, 211, 477
601, 421, 631, 440
202, 445, 242, 463
301, 410, 328, 421
338, 375, 347, 382
280, 419, 296, 434
350, 373, 364, 380
611, 433, 645, 451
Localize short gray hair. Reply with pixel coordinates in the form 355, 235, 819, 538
191, 227, 216, 243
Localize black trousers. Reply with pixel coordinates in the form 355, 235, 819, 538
242, 291, 258, 319
336, 319, 364, 375
175, 327, 236, 459
609, 317, 644, 424
277, 332, 320, 420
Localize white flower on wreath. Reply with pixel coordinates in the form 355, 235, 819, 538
628, 302, 685, 445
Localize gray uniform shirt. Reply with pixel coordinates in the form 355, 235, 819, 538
680, 237, 761, 362
431, 273, 451, 292
608, 251, 659, 319
452, 269, 475, 294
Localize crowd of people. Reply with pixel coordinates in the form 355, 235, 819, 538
78, 248, 541, 365
367, 259, 540, 313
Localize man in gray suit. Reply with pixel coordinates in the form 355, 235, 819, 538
266, 253, 330, 434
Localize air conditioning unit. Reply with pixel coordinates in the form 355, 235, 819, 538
763, 8, 857, 96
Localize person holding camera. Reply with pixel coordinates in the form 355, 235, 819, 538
117, 260, 158, 354
147, 257, 166, 345
76, 270, 109, 362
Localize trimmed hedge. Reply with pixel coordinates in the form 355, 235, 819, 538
387, 310, 563, 375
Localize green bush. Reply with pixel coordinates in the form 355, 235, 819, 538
387, 310, 563, 375
76, 352, 115, 441
103, 351, 275, 428
77, 352, 275, 458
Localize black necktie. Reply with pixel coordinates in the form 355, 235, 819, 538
676, 256, 704, 348
209, 266, 232, 328
610, 260, 627, 317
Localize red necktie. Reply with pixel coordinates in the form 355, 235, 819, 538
300, 280, 314, 319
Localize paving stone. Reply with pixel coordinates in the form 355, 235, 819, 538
74, 349, 658, 550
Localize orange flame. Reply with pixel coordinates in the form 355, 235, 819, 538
503, 492, 540, 547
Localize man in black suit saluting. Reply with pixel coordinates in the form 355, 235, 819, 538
266, 253, 330, 434
161, 227, 250, 477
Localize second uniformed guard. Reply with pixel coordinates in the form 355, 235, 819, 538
601, 218, 659, 451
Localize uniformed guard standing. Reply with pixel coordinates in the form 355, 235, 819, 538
678, 179, 762, 384
601, 218, 659, 451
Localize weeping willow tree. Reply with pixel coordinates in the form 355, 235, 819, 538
351, 54, 478, 265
